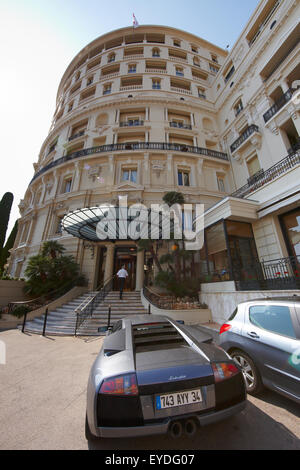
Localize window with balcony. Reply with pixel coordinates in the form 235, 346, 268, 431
169, 49, 187, 61
122, 168, 137, 183
69, 119, 88, 141
246, 0, 281, 47
178, 170, 190, 187
192, 69, 208, 81
124, 47, 144, 58
87, 57, 101, 71
80, 86, 96, 101
246, 153, 261, 178
70, 82, 81, 96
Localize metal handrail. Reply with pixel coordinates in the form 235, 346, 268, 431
8, 282, 75, 314
75, 275, 116, 335
143, 284, 177, 310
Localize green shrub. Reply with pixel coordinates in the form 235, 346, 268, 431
11, 305, 31, 318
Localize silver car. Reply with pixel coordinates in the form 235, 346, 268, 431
86, 315, 246, 440
218, 296, 300, 404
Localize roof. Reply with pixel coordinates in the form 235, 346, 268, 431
239, 296, 300, 304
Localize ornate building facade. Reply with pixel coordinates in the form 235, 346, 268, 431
9, 0, 300, 295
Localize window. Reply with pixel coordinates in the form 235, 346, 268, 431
103, 83, 112, 95
224, 65, 235, 83
234, 99, 243, 117
217, 176, 226, 192
122, 169, 137, 183
193, 57, 200, 67
128, 64, 137, 73
249, 305, 297, 339
210, 64, 220, 74
191, 45, 198, 53
55, 216, 64, 235
198, 88, 206, 99
279, 208, 300, 257
173, 39, 181, 47
176, 67, 184, 77
178, 170, 190, 186
247, 154, 261, 177
152, 48, 160, 57
108, 53, 115, 63
68, 102, 74, 112
152, 79, 161, 90
63, 178, 72, 193
211, 54, 218, 63
86, 76, 94, 86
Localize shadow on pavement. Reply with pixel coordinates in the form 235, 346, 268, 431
87, 400, 300, 451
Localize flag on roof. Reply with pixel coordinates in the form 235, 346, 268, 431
133, 13, 139, 28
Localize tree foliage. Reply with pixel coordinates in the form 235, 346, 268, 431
24, 241, 86, 297
0, 192, 14, 257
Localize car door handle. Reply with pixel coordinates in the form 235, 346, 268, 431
247, 332, 260, 339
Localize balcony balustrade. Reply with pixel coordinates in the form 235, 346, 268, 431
231, 149, 300, 199
68, 130, 85, 142
169, 122, 192, 130
230, 125, 260, 153
119, 120, 144, 127
263, 88, 295, 123
31, 142, 229, 183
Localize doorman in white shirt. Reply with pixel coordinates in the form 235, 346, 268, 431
117, 265, 129, 299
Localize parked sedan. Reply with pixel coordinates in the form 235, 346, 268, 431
86, 315, 246, 440
219, 297, 300, 404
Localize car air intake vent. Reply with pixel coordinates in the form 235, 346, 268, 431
132, 322, 187, 352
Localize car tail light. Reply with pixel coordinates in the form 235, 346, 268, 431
212, 362, 240, 383
99, 373, 138, 396
219, 323, 232, 335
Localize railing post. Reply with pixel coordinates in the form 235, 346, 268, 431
107, 305, 111, 330
21, 311, 28, 333
42, 308, 49, 337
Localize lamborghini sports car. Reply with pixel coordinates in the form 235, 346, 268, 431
85, 315, 246, 440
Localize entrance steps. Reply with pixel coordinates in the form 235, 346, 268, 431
20, 291, 147, 336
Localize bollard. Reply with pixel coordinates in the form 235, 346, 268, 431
22, 311, 28, 333
42, 308, 49, 337
107, 305, 112, 330
148, 304, 151, 315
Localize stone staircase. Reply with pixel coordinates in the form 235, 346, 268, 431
21, 291, 147, 336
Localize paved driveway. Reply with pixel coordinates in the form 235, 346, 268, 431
0, 329, 299, 450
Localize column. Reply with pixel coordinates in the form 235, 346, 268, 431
135, 249, 144, 290
104, 243, 115, 283
167, 154, 173, 185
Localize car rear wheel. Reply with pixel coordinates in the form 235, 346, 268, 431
230, 351, 264, 396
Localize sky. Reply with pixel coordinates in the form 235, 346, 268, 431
0, 0, 260, 239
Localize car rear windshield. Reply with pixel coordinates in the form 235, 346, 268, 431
132, 322, 188, 353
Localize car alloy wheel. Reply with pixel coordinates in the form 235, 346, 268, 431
230, 351, 263, 395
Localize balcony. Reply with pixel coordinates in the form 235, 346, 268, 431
231, 149, 300, 199
230, 125, 260, 153
30, 143, 229, 183
169, 122, 192, 130
68, 130, 85, 142
119, 120, 144, 127
263, 88, 295, 123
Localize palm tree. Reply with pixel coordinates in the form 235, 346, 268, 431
41, 240, 65, 259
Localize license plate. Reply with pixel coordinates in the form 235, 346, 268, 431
156, 389, 202, 410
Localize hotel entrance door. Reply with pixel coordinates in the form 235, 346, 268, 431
114, 247, 137, 291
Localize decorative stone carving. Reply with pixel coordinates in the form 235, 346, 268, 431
152, 160, 165, 177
